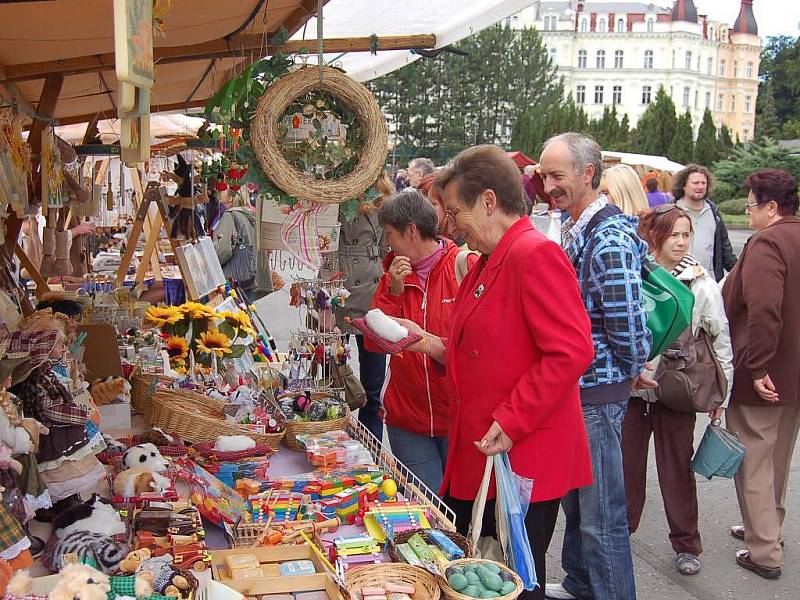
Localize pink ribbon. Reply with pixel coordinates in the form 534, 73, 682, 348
280, 200, 326, 270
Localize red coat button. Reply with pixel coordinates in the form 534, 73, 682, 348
470, 350, 479, 358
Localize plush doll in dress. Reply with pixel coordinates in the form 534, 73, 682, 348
7, 562, 154, 600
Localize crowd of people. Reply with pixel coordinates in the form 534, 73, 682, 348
329, 136, 800, 600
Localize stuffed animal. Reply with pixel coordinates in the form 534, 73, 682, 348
365, 308, 408, 342
122, 444, 169, 472
7, 563, 110, 600
89, 378, 131, 406
120, 551, 196, 600
138, 429, 176, 448
46, 531, 128, 574
213, 435, 255, 453
113, 469, 171, 498
52, 494, 126, 539
0, 444, 23, 475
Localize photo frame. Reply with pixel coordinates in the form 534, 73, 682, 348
113, 0, 155, 88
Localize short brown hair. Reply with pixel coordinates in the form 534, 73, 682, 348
672, 164, 714, 200
637, 206, 693, 253
744, 169, 799, 216
434, 145, 526, 216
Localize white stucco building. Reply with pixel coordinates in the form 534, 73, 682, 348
510, 0, 761, 141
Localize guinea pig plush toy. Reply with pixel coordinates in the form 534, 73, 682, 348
122, 443, 169, 472
113, 468, 171, 498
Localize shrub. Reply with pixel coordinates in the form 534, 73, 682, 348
718, 197, 747, 215
712, 180, 736, 203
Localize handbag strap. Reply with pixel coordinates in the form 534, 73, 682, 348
468, 455, 494, 549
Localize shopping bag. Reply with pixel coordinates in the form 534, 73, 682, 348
691, 419, 746, 479
468, 456, 506, 563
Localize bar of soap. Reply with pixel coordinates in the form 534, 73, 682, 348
225, 555, 260, 571
384, 583, 415, 595
279, 560, 316, 576
293, 592, 328, 600
361, 588, 385, 596
232, 567, 265, 580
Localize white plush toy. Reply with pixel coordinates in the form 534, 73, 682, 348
122, 443, 170, 472
113, 468, 171, 498
365, 308, 408, 342
214, 435, 256, 452
53, 494, 127, 539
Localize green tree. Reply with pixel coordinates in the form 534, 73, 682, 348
718, 125, 735, 159
668, 111, 695, 165
369, 24, 562, 163
694, 109, 721, 166
633, 86, 677, 156
713, 138, 800, 192
782, 119, 800, 139
755, 80, 781, 139
512, 95, 590, 158
758, 36, 800, 126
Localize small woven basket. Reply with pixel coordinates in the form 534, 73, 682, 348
438, 559, 523, 600
190, 441, 274, 462
387, 529, 472, 563
282, 407, 351, 451
346, 563, 441, 600
130, 369, 175, 413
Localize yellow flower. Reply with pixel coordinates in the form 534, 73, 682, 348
173, 364, 187, 375
216, 310, 256, 338
145, 306, 183, 328
196, 329, 233, 356
165, 336, 189, 360
180, 302, 216, 320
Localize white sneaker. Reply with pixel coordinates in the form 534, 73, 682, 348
544, 583, 577, 600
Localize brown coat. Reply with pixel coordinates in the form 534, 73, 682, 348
722, 217, 800, 406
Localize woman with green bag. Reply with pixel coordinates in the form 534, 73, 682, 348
623, 204, 733, 576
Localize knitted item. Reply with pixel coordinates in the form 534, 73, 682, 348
52, 231, 73, 277
348, 317, 423, 355
40, 228, 56, 278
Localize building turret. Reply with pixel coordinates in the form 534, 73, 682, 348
672, 0, 698, 23
733, 0, 758, 35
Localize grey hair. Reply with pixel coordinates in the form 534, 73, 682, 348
543, 132, 603, 189
377, 190, 439, 240
408, 157, 435, 175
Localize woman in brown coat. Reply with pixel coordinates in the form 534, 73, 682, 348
721, 168, 800, 580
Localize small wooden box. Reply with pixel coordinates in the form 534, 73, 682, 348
211, 546, 332, 596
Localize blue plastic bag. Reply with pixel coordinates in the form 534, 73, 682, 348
494, 453, 537, 591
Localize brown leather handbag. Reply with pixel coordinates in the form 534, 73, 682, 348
655, 325, 727, 413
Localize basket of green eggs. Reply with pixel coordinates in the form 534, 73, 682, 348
440, 559, 523, 600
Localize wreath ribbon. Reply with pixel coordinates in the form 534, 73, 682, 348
280, 200, 326, 270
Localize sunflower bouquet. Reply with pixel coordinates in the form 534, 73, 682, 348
145, 302, 256, 373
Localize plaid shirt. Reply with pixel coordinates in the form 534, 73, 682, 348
563, 211, 651, 388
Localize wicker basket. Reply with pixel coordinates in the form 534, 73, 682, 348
282, 407, 351, 451
438, 559, 523, 600
190, 441, 274, 462
346, 563, 441, 600
230, 520, 323, 549
387, 529, 472, 563
146, 390, 285, 449
130, 369, 175, 413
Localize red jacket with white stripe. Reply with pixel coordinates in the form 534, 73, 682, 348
368, 238, 465, 437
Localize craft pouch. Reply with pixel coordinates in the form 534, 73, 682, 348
348, 316, 423, 355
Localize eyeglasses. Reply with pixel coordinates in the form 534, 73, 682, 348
744, 200, 760, 211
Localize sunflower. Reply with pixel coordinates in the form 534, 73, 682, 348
180, 301, 217, 320
196, 329, 233, 356
145, 306, 184, 328
216, 310, 256, 338
165, 336, 189, 360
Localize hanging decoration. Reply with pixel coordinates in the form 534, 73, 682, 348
0, 109, 31, 215
41, 126, 66, 211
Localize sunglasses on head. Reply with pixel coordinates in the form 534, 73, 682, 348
654, 203, 685, 214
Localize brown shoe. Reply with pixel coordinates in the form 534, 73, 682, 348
735, 550, 781, 579
730, 525, 784, 547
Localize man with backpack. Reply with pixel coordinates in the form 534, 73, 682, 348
540, 133, 651, 600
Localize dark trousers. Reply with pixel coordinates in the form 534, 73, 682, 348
355, 334, 386, 441
445, 495, 561, 600
621, 396, 702, 555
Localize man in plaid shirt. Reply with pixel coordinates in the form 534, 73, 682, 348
540, 133, 651, 600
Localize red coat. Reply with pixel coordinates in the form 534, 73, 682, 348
441, 218, 594, 502
369, 238, 466, 437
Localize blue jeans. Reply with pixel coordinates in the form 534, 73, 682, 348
387, 426, 448, 493
561, 399, 637, 600
355, 334, 386, 441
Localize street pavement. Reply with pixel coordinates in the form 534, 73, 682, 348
256, 224, 799, 600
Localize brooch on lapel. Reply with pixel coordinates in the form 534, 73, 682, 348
474, 284, 485, 298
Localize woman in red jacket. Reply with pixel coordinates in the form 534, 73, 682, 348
370, 190, 474, 492
395, 145, 594, 600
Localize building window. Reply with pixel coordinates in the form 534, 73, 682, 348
549, 47, 557, 62
672, 50, 676, 69
580, 18, 588, 32
685, 51, 692, 70
642, 85, 652, 104
744, 129, 750, 140
694, 89, 699, 109
578, 49, 587, 68
644, 50, 654, 69
614, 50, 624, 69
747, 61, 754, 78
617, 18, 624, 32
646, 18, 654, 32
707, 57, 713, 75
705, 91, 711, 108
745, 95, 752, 112
718, 93, 724, 111
596, 50, 606, 69
733, 61, 739, 77
719, 59, 726, 76
576, 85, 586, 104
697, 54, 701, 71
598, 18, 607, 33
731, 95, 737, 112
709, 26, 715, 39
594, 85, 604, 104
613, 85, 622, 105
683, 86, 690, 108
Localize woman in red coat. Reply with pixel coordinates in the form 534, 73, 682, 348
396, 145, 594, 600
